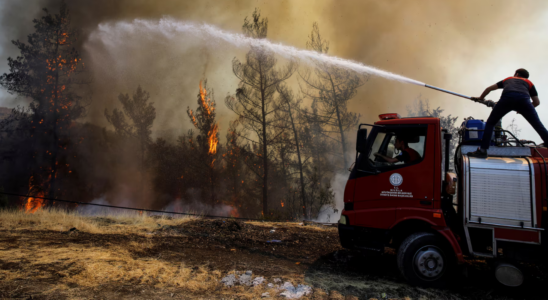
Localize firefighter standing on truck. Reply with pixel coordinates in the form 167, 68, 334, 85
468, 68, 548, 158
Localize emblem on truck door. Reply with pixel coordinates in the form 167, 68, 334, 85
389, 173, 403, 186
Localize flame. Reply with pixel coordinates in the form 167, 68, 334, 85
229, 206, 240, 218
198, 82, 219, 155
23, 176, 45, 214
208, 123, 218, 154
190, 81, 219, 155
199, 81, 213, 116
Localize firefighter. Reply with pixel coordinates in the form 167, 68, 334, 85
468, 68, 548, 158
374, 136, 420, 164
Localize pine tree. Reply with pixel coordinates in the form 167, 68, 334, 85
225, 9, 296, 215
0, 1, 86, 204
299, 22, 367, 169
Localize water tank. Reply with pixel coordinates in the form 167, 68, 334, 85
462, 119, 490, 145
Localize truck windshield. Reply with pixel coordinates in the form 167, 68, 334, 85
361, 125, 427, 169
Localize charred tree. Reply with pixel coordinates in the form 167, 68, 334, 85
299, 22, 367, 169
225, 9, 296, 216
276, 84, 307, 218
0, 1, 86, 205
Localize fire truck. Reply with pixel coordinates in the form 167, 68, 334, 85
338, 113, 547, 287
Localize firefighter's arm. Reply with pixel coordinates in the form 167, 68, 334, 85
373, 153, 398, 163
478, 84, 500, 100
532, 96, 540, 107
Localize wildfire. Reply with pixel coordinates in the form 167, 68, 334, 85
189, 81, 219, 155
229, 206, 240, 218
23, 176, 45, 214
208, 123, 219, 154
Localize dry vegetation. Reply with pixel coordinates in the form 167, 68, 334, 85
1, 209, 546, 300
0, 207, 196, 235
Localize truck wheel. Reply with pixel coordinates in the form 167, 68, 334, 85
397, 232, 453, 287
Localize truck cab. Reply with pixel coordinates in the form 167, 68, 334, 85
338, 113, 547, 287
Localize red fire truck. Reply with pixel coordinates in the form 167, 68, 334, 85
338, 113, 547, 287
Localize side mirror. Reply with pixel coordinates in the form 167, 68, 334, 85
356, 128, 368, 153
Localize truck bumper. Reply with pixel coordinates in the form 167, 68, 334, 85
338, 224, 389, 252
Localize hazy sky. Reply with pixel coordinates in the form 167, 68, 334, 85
2, 0, 548, 143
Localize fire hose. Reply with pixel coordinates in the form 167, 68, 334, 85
425, 84, 496, 108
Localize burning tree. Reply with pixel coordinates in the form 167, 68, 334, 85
186, 80, 220, 206
225, 9, 296, 216
0, 2, 86, 211
299, 22, 367, 170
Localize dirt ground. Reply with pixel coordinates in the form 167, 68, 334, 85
0, 213, 547, 300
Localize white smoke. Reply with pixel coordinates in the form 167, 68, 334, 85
87, 18, 425, 86
314, 172, 347, 223
161, 197, 236, 218
76, 196, 138, 216
76, 195, 237, 218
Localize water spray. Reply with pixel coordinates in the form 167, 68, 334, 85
88, 18, 495, 108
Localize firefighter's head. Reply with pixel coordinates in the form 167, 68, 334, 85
515, 68, 529, 79
395, 136, 408, 150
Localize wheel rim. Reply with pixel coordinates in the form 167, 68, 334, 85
413, 245, 445, 281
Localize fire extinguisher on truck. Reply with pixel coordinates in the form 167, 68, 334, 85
338, 89, 548, 288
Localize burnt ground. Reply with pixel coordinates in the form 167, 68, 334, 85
0, 218, 547, 299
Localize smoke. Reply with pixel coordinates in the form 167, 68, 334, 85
161, 197, 237, 218
77, 195, 237, 218
5, 0, 548, 137
76, 196, 134, 216
314, 172, 347, 223
3, 0, 548, 214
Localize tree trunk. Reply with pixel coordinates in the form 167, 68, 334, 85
261, 90, 268, 216
286, 102, 307, 219
140, 134, 145, 205
48, 31, 60, 201
329, 75, 348, 169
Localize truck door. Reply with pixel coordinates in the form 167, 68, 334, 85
352, 125, 435, 229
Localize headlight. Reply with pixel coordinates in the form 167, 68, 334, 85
339, 215, 348, 225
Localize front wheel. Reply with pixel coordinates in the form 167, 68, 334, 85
397, 232, 454, 287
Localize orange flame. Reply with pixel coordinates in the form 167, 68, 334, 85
199, 81, 213, 116
23, 176, 45, 214
208, 123, 219, 155
229, 206, 240, 218
198, 81, 218, 155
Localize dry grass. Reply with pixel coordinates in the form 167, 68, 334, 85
0, 232, 277, 299
0, 235, 219, 290
0, 209, 294, 299
0, 207, 196, 235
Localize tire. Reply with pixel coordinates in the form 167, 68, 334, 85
397, 232, 454, 287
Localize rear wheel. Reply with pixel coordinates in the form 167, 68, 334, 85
397, 232, 454, 287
